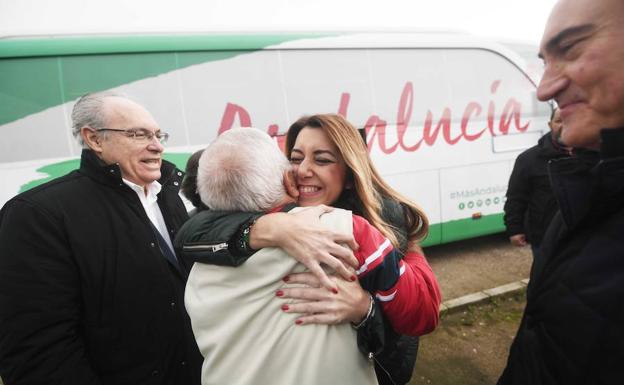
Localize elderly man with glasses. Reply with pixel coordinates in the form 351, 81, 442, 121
0, 92, 203, 385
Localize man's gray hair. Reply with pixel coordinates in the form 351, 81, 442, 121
197, 127, 290, 211
71, 91, 126, 147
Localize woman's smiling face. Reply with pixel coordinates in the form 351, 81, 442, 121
289, 127, 348, 207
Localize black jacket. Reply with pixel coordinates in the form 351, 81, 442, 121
0, 150, 202, 385
498, 128, 624, 385
174, 198, 419, 385
504, 132, 571, 245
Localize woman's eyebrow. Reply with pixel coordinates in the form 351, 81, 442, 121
313, 150, 336, 157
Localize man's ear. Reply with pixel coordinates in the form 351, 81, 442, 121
81, 127, 103, 153
283, 169, 299, 199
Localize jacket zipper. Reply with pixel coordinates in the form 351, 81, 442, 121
183, 242, 229, 252
370, 352, 398, 385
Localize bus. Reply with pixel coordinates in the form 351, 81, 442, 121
0, 32, 551, 246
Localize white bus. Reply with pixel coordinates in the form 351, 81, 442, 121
0, 32, 550, 246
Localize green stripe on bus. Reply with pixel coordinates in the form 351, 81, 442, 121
19, 153, 504, 247
0, 33, 339, 126
19, 152, 192, 192
443, 214, 504, 243
420, 214, 505, 247
0, 34, 339, 59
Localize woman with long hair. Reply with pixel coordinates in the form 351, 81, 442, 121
176, 114, 440, 385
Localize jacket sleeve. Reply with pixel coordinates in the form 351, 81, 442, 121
174, 209, 263, 267
504, 152, 531, 236
0, 199, 101, 385
353, 215, 441, 336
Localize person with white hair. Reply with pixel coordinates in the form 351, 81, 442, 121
178, 127, 427, 385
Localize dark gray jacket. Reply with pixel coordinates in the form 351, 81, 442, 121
499, 128, 624, 385
504, 132, 571, 245
0, 150, 202, 385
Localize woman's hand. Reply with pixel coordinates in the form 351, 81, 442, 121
277, 272, 371, 325
250, 205, 359, 291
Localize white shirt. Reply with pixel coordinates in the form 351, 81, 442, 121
123, 178, 175, 253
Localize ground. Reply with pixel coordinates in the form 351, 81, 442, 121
405, 233, 531, 385
0, 234, 531, 385
409, 293, 526, 385
425, 233, 532, 301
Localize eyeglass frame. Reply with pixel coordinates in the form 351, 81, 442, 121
95, 127, 170, 144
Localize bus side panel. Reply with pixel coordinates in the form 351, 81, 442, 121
366, 48, 546, 245
178, 50, 290, 145
0, 57, 70, 163
0, 43, 550, 246
382, 170, 442, 247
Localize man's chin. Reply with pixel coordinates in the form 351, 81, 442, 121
561, 129, 600, 150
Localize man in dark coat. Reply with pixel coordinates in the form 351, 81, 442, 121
498, 0, 624, 383
0, 92, 202, 385
504, 108, 571, 256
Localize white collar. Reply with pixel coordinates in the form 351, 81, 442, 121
122, 178, 162, 201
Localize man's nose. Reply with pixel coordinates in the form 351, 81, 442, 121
147, 137, 165, 152
537, 63, 569, 102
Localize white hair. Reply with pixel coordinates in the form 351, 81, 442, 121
197, 127, 290, 211
71, 91, 127, 147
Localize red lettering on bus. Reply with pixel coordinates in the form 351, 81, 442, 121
364, 115, 397, 154
461, 102, 485, 141
218, 103, 252, 135
217, 79, 532, 154
396, 82, 419, 151
499, 99, 529, 134
267, 124, 279, 136
423, 108, 457, 146
337, 93, 350, 117
487, 80, 501, 136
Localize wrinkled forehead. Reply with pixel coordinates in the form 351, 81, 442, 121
103, 97, 160, 130
540, 0, 614, 52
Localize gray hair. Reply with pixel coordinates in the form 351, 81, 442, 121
71, 91, 126, 147
197, 127, 290, 211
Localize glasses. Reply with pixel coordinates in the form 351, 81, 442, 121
97, 128, 170, 144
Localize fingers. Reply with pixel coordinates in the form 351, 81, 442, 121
283, 170, 299, 198
283, 272, 321, 287
278, 295, 342, 325
277, 276, 369, 325
293, 313, 340, 325
332, 246, 359, 270
306, 263, 338, 292
323, 254, 357, 281
279, 286, 332, 302
332, 232, 359, 251
316, 204, 334, 214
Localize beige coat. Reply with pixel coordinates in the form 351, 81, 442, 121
185, 208, 378, 385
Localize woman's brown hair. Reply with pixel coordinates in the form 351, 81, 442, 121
285, 114, 429, 248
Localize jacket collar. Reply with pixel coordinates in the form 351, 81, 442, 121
548, 128, 624, 230
78, 149, 184, 193
538, 132, 572, 158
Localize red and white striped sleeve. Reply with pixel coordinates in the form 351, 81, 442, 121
352, 214, 441, 336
